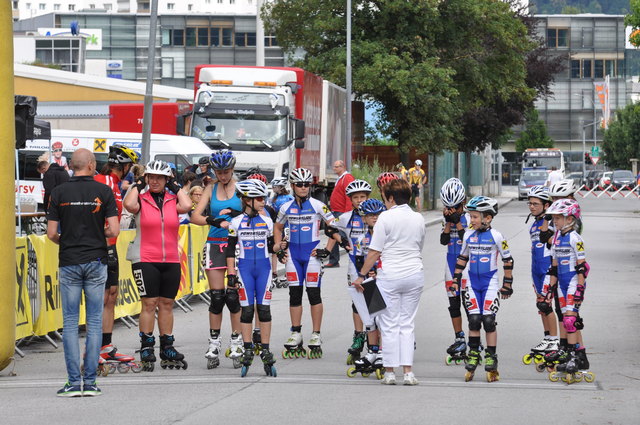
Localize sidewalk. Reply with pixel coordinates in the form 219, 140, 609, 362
419, 186, 518, 227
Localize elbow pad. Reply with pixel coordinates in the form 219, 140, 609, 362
503, 257, 514, 270
539, 229, 554, 244
225, 237, 238, 258
575, 262, 589, 276
324, 226, 339, 238
547, 265, 558, 277
440, 232, 450, 246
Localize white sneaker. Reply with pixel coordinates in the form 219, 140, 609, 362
403, 372, 419, 386
381, 371, 396, 385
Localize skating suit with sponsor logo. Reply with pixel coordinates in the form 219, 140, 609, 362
551, 230, 586, 313
530, 217, 554, 294
442, 213, 471, 295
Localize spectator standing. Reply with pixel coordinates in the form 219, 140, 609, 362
545, 166, 564, 187
43, 158, 70, 213
408, 159, 427, 212
396, 163, 409, 181
328, 160, 355, 268
47, 149, 119, 397
194, 156, 215, 180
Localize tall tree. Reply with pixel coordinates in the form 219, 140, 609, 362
602, 103, 640, 169
515, 108, 554, 152
626, 0, 640, 47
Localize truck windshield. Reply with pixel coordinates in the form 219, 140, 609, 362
191, 113, 287, 150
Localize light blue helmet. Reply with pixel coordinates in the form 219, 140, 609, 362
466, 196, 498, 216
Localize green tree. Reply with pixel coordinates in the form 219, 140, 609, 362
515, 109, 554, 152
562, 6, 582, 14
602, 103, 640, 169
626, 0, 640, 47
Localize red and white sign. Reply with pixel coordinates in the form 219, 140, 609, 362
15, 180, 44, 204
591, 156, 600, 165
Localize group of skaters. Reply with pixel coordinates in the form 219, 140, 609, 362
50, 146, 592, 397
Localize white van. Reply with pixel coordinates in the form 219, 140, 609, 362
17, 129, 213, 206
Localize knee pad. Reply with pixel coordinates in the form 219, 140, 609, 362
482, 315, 497, 332
351, 302, 358, 314
448, 296, 462, 318
208, 289, 226, 315
306, 287, 322, 306
257, 304, 272, 323
225, 289, 241, 314
536, 300, 553, 316
563, 315, 577, 333
468, 314, 482, 331
289, 286, 303, 307
240, 305, 255, 324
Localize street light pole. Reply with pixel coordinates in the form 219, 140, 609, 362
345, 0, 352, 168
141, 0, 159, 164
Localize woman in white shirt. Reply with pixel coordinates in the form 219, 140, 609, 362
352, 179, 426, 385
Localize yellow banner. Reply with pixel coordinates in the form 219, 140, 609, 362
15, 237, 33, 340
29, 235, 63, 337
175, 225, 192, 300
189, 224, 209, 296
114, 230, 142, 319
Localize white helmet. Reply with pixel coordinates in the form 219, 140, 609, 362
415, 159, 423, 166
289, 168, 313, 183
527, 185, 552, 202
466, 196, 498, 216
440, 178, 466, 207
145, 160, 172, 177
549, 179, 576, 198
236, 179, 269, 198
345, 179, 372, 196
271, 177, 288, 187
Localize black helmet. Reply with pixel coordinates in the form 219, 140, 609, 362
198, 156, 209, 165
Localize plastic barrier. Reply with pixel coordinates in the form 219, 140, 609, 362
15, 237, 33, 340
576, 184, 640, 199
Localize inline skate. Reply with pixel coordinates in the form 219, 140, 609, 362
540, 345, 570, 373
484, 352, 500, 382
308, 332, 323, 359
225, 332, 244, 368
240, 346, 254, 377
523, 338, 555, 366
445, 332, 467, 365
100, 344, 142, 374
136, 333, 156, 372
549, 350, 595, 384
159, 334, 188, 370
464, 348, 482, 382
282, 330, 306, 358
347, 350, 384, 380
205, 335, 221, 369
252, 328, 263, 354
346, 331, 367, 365
261, 348, 277, 377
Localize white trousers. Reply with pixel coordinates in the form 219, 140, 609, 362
377, 271, 424, 368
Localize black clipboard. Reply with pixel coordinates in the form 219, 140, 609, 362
361, 278, 387, 315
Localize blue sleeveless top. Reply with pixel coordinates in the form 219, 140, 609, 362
207, 182, 242, 243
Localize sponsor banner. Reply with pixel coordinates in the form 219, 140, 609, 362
189, 224, 210, 296
114, 230, 142, 319
29, 235, 63, 337
15, 237, 33, 340
175, 226, 192, 300
16, 180, 44, 204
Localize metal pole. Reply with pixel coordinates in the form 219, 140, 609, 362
141, 0, 159, 164
345, 0, 352, 168
256, 0, 265, 66
582, 124, 586, 179
592, 93, 597, 148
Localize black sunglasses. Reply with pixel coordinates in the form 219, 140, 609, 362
294, 182, 311, 188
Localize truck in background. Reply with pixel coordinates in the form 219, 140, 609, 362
188, 65, 353, 193
109, 102, 192, 135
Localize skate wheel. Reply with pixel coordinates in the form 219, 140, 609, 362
281, 349, 289, 359
562, 374, 573, 384
455, 359, 463, 365
241, 365, 249, 377
100, 366, 109, 377
573, 372, 583, 383
299, 348, 307, 358
548, 371, 560, 382
535, 363, 546, 373
117, 363, 130, 373
109, 363, 118, 374
533, 355, 545, 365
270, 366, 277, 378
180, 360, 188, 370
347, 354, 354, 365
486, 371, 500, 382
464, 371, 474, 382
522, 354, 533, 365
445, 355, 453, 366
346, 367, 357, 378
361, 372, 370, 378
233, 358, 242, 369
131, 362, 143, 373
583, 372, 595, 383
375, 369, 384, 380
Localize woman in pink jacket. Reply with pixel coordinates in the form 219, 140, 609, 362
124, 160, 191, 371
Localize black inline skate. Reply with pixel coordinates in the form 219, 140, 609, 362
261, 348, 277, 377
464, 348, 483, 382
550, 349, 595, 384
445, 332, 467, 365
346, 331, 367, 365
252, 328, 263, 355
136, 333, 156, 372
159, 334, 188, 370
240, 346, 254, 377
484, 352, 500, 382
347, 350, 384, 380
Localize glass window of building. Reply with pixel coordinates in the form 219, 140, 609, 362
186, 27, 196, 46
162, 29, 171, 46
89, 3, 96, 8
210, 28, 220, 46
39, 3, 45, 9
547, 28, 568, 48
172, 29, 184, 46
167, 3, 174, 10
188, 4, 193, 11
230, 0, 235, 4
54, 3, 60, 10
222, 28, 233, 46
570, 60, 580, 79
197, 28, 209, 46
265, 34, 278, 47
582, 59, 592, 79
68, 4, 74, 10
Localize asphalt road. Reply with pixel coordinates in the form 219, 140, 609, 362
1, 196, 639, 425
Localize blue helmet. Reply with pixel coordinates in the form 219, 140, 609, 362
209, 149, 236, 170
466, 196, 498, 216
358, 199, 386, 216
167, 162, 176, 171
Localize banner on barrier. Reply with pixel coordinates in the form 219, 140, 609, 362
189, 224, 209, 296
29, 235, 63, 337
15, 237, 33, 340
114, 230, 142, 319
175, 225, 192, 300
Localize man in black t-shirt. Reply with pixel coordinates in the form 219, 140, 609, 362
47, 148, 119, 398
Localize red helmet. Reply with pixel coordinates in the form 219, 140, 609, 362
246, 173, 267, 184
52, 141, 63, 150
376, 172, 398, 189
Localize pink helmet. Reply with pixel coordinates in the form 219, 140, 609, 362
546, 198, 581, 220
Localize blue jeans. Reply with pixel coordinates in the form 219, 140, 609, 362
59, 261, 107, 385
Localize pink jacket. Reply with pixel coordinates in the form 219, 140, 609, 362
128, 190, 180, 263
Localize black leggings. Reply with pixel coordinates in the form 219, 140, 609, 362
132, 262, 181, 299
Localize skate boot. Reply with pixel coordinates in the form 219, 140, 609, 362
534, 339, 559, 372
100, 344, 142, 374
346, 331, 367, 365
308, 332, 323, 359
464, 348, 482, 382
225, 332, 244, 368
484, 352, 500, 382
446, 332, 467, 365
551, 350, 595, 384
136, 333, 156, 372
252, 328, 262, 354
159, 334, 188, 370
348, 350, 377, 379
523, 337, 552, 366
278, 275, 288, 288
205, 336, 221, 369
374, 351, 385, 380
282, 330, 306, 358
240, 346, 254, 377
261, 348, 277, 377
